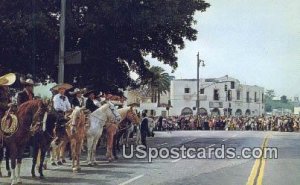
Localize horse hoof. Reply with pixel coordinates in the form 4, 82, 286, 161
0, 172, 2, 177
39, 175, 45, 179
57, 161, 63, 165
51, 162, 57, 166
32, 174, 36, 178
62, 159, 67, 163
43, 164, 47, 170
72, 167, 78, 172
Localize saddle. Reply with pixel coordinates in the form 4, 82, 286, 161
1, 112, 18, 137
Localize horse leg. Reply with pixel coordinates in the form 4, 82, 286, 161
106, 125, 116, 162
86, 136, 94, 165
60, 138, 68, 163
76, 141, 82, 171
112, 133, 118, 159
71, 140, 77, 171
31, 145, 39, 178
9, 145, 17, 185
38, 148, 47, 178
92, 129, 103, 165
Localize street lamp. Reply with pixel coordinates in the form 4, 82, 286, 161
196, 52, 205, 116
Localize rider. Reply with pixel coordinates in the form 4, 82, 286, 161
84, 90, 99, 112
17, 78, 35, 106
51, 83, 72, 165
52, 83, 73, 124
69, 88, 84, 108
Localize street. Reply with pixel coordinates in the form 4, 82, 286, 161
1, 131, 300, 185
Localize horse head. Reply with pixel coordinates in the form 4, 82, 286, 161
26, 100, 49, 134
69, 107, 86, 135
126, 107, 140, 125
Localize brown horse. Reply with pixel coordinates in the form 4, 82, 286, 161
0, 99, 48, 185
110, 107, 140, 160
65, 107, 87, 172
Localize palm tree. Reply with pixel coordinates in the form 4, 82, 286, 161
148, 66, 171, 105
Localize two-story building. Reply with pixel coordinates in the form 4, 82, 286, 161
169, 75, 265, 116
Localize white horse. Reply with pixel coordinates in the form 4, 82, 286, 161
86, 101, 121, 165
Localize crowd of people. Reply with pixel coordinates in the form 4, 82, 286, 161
152, 115, 300, 132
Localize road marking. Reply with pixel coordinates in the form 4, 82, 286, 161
222, 139, 228, 141
246, 134, 270, 185
256, 138, 269, 185
171, 158, 182, 163
118, 174, 144, 185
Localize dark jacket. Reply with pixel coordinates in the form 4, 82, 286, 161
85, 98, 98, 112
140, 117, 150, 136
17, 90, 34, 107
71, 97, 82, 108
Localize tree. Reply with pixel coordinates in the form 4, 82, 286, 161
0, 0, 210, 93
148, 66, 171, 105
265, 89, 275, 99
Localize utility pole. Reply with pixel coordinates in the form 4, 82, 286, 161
196, 52, 200, 116
58, 0, 66, 83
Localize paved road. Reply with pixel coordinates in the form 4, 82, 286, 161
1, 131, 299, 185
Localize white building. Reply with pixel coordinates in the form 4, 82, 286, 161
169, 75, 265, 116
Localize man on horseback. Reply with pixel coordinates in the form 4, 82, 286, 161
84, 90, 99, 112
17, 78, 35, 106
51, 83, 73, 165
70, 88, 84, 108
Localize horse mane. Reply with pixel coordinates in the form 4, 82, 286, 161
117, 107, 131, 120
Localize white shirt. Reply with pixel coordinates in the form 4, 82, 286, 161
53, 93, 71, 112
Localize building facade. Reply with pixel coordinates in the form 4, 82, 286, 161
169, 76, 265, 116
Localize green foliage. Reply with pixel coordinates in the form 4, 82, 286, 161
0, 0, 210, 92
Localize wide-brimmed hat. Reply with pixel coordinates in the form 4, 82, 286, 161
0, 73, 16, 86
84, 90, 97, 97
52, 83, 73, 91
21, 78, 35, 86
69, 88, 83, 95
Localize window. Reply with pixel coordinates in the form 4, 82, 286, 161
227, 90, 232, 101
214, 89, 219, 101
254, 92, 257, 102
184, 88, 190, 93
231, 81, 235, 89
246, 92, 250, 103
237, 90, 241, 100
200, 88, 205, 94
262, 93, 264, 103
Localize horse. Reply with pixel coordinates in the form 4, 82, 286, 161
65, 107, 87, 172
30, 111, 57, 178
86, 101, 121, 165
111, 107, 140, 160
0, 99, 48, 185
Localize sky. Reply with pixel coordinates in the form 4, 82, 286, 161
144, 0, 300, 98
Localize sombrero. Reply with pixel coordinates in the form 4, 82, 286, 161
0, 73, 16, 86
84, 90, 97, 97
20, 78, 35, 86
69, 88, 83, 95
52, 83, 73, 91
